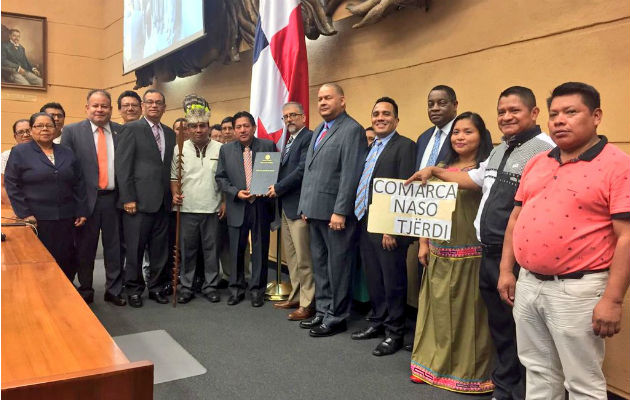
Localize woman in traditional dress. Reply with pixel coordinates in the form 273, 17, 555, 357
410, 112, 494, 394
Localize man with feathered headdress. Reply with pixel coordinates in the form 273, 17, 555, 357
171, 95, 225, 303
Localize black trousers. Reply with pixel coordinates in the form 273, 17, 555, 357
479, 248, 525, 400
37, 218, 76, 280
359, 218, 408, 339
74, 191, 123, 298
309, 217, 358, 327
123, 206, 170, 296
227, 201, 270, 297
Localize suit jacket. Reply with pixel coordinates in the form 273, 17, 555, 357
215, 137, 277, 228
415, 126, 451, 170
275, 128, 313, 220
4, 140, 88, 220
61, 119, 122, 215
114, 118, 175, 213
362, 132, 416, 245
1, 41, 33, 74
298, 111, 366, 220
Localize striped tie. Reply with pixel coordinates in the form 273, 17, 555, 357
354, 139, 383, 221
426, 129, 442, 167
281, 135, 294, 164
314, 123, 329, 149
244, 146, 252, 190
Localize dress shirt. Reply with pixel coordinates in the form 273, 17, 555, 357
419, 118, 454, 169
144, 116, 165, 161
90, 121, 115, 190
171, 139, 222, 213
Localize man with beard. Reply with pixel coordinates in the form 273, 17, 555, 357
267, 102, 315, 320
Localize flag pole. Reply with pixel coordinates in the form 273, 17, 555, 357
266, 199, 292, 301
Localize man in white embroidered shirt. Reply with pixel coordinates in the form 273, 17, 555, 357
171, 99, 224, 304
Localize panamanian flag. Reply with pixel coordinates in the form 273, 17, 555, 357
250, 0, 309, 150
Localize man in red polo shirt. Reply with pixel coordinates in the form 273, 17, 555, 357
498, 82, 630, 399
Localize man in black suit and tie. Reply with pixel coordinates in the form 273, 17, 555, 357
61, 89, 125, 306
115, 89, 176, 307
215, 111, 276, 307
267, 102, 315, 320
1, 29, 43, 86
415, 85, 458, 170
350, 97, 416, 355
298, 83, 367, 337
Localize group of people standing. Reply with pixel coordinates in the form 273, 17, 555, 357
2, 80, 628, 400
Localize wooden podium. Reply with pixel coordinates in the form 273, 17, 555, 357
1, 186, 153, 400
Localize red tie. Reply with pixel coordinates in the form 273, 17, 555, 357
97, 127, 108, 189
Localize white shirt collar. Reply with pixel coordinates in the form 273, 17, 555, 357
89, 120, 111, 134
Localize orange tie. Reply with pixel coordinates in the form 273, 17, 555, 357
97, 127, 108, 189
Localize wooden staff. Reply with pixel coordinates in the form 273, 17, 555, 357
172, 129, 186, 307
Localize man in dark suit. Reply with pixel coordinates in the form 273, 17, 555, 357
1, 29, 43, 86
267, 102, 315, 320
415, 85, 458, 170
351, 97, 416, 355
298, 83, 367, 337
61, 89, 125, 306
115, 89, 176, 307
215, 111, 276, 307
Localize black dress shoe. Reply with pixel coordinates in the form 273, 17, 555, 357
83, 294, 94, 304
404, 343, 413, 352
309, 321, 347, 337
251, 294, 264, 308
373, 337, 403, 356
227, 294, 244, 305
128, 294, 143, 308
177, 292, 194, 304
299, 315, 324, 329
148, 291, 169, 304
204, 291, 220, 303
104, 292, 127, 306
351, 326, 383, 340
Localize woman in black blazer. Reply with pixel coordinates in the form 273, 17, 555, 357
4, 112, 88, 279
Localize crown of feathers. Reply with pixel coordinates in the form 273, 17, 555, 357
182, 94, 210, 116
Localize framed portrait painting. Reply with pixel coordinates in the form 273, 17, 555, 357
1, 12, 47, 90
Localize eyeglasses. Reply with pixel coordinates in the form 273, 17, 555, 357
48, 113, 65, 119
121, 103, 140, 109
15, 129, 31, 136
143, 100, 165, 106
282, 112, 303, 121
32, 124, 55, 130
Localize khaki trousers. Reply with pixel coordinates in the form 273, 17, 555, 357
513, 269, 608, 400
281, 210, 314, 307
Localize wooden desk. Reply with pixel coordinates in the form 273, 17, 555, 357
1, 189, 153, 399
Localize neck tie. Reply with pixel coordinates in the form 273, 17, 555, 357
152, 123, 162, 154
314, 123, 329, 149
97, 127, 108, 189
426, 128, 442, 167
282, 135, 295, 164
354, 139, 383, 221
243, 146, 253, 191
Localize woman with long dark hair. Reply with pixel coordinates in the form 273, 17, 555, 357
410, 112, 495, 393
